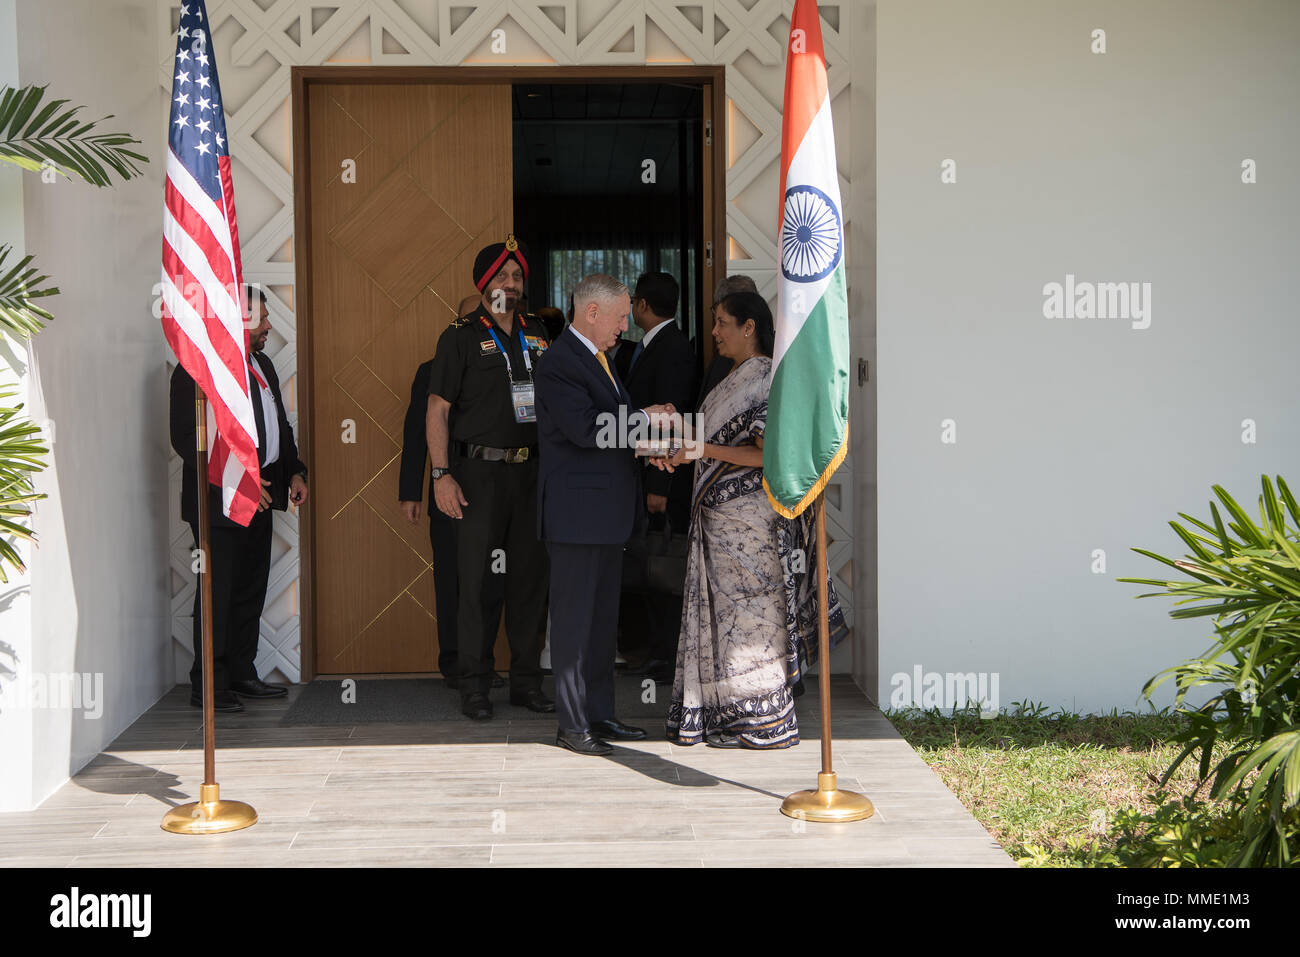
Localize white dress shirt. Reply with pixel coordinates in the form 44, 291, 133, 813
251, 360, 280, 468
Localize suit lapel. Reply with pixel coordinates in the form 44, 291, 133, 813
564, 326, 623, 402
628, 323, 675, 387
248, 357, 267, 464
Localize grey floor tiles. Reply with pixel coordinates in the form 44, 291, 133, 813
1, 679, 1014, 867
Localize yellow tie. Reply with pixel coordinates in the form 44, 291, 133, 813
595, 350, 617, 388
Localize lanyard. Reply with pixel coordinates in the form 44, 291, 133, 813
247, 353, 268, 390
480, 315, 533, 382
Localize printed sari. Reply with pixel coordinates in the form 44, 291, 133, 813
665, 355, 848, 748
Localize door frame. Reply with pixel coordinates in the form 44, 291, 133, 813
290, 65, 726, 680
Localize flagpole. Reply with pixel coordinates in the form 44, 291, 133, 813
162, 384, 258, 834
780, 490, 874, 823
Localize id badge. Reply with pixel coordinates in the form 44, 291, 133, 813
510, 381, 537, 423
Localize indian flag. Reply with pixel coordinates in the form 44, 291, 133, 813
763, 0, 850, 519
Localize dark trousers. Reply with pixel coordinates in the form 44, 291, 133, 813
452, 457, 547, 697
547, 541, 623, 734
649, 592, 684, 663
188, 509, 273, 693
623, 511, 684, 662
429, 507, 506, 676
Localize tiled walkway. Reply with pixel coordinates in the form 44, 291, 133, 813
0, 678, 1013, 867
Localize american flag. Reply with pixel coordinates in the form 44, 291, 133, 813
160, 0, 261, 526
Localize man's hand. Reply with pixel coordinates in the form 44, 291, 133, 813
646, 493, 668, 514
400, 500, 421, 524
434, 473, 469, 519
258, 477, 273, 511
289, 474, 308, 507
642, 403, 682, 435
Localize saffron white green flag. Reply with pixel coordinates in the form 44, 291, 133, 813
763, 0, 849, 519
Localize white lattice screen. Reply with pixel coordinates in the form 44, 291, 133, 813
163, 0, 856, 683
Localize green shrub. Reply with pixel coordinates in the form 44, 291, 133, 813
1118, 475, 1300, 866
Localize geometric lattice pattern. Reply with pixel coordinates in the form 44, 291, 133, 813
163, 0, 855, 682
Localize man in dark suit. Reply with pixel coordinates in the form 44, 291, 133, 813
622, 272, 699, 681
534, 273, 676, 755
169, 285, 307, 713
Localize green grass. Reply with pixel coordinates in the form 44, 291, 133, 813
886, 701, 1240, 866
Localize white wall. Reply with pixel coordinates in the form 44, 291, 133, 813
0, 0, 172, 811
876, 0, 1300, 713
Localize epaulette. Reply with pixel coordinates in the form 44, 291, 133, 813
450, 314, 472, 328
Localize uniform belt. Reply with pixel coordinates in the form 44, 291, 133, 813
457, 442, 535, 463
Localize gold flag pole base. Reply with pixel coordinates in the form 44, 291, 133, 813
161, 783, 258, 835
780, 772, 875, 824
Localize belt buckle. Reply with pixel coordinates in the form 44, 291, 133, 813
514, 447, 529, 463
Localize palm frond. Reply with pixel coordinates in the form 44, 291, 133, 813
0, 244, 58, 339
0, 392, 49, 583
0, 84, 147, 186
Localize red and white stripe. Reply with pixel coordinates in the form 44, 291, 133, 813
160, 148, 262, 526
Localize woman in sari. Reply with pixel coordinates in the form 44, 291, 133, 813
652, 292, 847, 749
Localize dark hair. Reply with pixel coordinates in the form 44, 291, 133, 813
719, 291, 774, 358
245, 283, 266, 314
712, 274, 757, 306
633, 271, 679, 319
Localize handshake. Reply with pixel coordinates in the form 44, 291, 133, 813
596, 404, 701, 466
635, 403, 702, 472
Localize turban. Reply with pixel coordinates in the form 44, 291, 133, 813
473, 234, 530, 291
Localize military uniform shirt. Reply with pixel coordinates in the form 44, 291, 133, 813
428, 304, 550, 449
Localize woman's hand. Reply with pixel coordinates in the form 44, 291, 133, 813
656, 445, 691, 473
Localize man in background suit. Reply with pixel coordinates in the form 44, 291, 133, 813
623, 272, 699, 682
534, 273, 675, 755
169, 285, 308, 713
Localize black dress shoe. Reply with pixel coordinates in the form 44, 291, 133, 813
230, 678, 288, 698
462, 692, 493, 721
555, 730, 612, 756
510, 689, 555, 713
705, 730, 743, 749
591, 718, 647, 741
190, 690, 245, 713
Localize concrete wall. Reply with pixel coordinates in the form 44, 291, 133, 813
0, 0, 172, 811
876, 0, 1300, 713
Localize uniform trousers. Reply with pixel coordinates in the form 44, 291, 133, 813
451, 456, 547, 698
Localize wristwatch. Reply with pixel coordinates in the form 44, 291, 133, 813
430, 467, 451, 480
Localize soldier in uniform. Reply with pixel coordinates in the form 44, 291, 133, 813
425, 236, 553, 720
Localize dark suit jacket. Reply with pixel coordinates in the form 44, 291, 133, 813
398, 358, 435, 505
611, 335, 636, 382
535, 327, 644, 545
622, 322, 698, 524
169, 352, 307, 528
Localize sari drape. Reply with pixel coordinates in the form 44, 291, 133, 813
666, 355, 847, 748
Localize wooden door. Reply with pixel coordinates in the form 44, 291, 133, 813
305, 82, 512, 674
